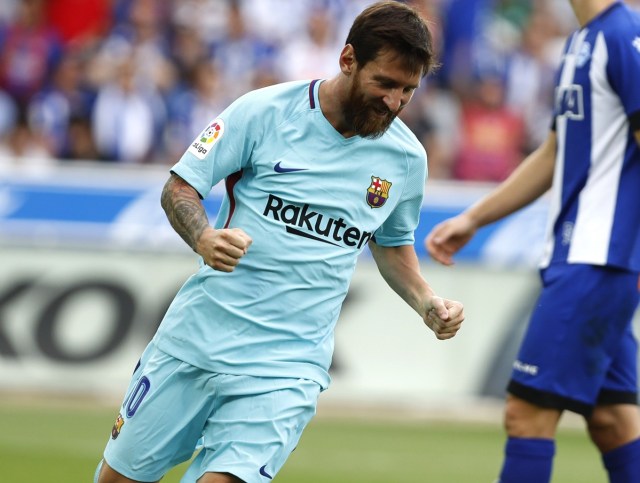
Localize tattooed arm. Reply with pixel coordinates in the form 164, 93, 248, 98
161, 173, 252, 272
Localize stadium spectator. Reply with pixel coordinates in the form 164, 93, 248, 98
0, 0, 592, 178
166, 23, 213, 87
44, 0, 112, 50
170, 0, 233, 47
65, 115, 100, 162
426, 1, 640, 482
164, 60, 227, 163
0, 0, 17, 24
239, 0, 315, 45
400, 82, 462, 180
91, 56, 166, 163
94, 2, 464, 482
275, 3, 344, 80
436, 0, 498, 95
0, 88, 18, 141
28, 51, 96, 159
503, 3, 562, 152
210, 0, 280, 101
86, 0, 176, 94
0, 0, 63, 108
452, 68, 525, 182
0, 108, 54, 167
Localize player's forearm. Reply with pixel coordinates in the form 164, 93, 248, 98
465, 132, 557, 229
370, 242, 433, 315
161, 174, 211, 252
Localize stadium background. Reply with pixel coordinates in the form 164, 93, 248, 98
0, 1, 639, 482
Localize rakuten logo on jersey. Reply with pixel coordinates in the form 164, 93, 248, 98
263, 194, 373, 248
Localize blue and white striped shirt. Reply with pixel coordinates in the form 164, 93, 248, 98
542, 1, 640, 271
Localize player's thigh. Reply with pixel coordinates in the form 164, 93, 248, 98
503, 394, 562, 438
588, 403, 640, 452
102, 343, 213, 482
186, 375, 321, 483
510, 264, 639, 414
589, 403, 640, 434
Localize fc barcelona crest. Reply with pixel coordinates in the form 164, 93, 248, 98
111, 413, 124, 440
367, 176, 391, 208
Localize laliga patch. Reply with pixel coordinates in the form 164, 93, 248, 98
367, 176, 392, 208
111, 413, 125, 439
188, 118, 225, 160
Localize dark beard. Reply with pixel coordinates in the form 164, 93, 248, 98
344, 79, 396, 139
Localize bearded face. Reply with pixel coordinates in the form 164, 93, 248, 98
343, 69, 398, 140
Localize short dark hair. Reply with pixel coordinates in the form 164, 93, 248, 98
345, 1, 437, 77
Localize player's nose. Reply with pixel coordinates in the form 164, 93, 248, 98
383, 89, 402, 112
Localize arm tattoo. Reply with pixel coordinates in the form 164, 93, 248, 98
161, 174, 210, 251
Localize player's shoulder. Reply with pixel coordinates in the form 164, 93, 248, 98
591, 3, 640, 70
235, 80, 312, 117
597, 2, 640, 38
384, 117, 427, 162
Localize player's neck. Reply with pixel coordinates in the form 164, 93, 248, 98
318, 77, 357, 139
570, 0, 617, 27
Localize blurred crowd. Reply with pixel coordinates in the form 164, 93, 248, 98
1, 0, 638, 181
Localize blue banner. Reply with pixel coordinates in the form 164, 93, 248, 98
0, 165, 548, 266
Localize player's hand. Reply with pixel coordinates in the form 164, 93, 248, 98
423, 296, 464, 340
196, 227, 252, 272
425, 214, 477, 266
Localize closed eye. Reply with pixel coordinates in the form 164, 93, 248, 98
377, 80, 417, 94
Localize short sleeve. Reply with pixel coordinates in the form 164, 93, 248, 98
373, 152, 427, 247
170, 92, 262, 198
606, 24, 640, 119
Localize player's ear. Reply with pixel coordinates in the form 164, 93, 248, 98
339, 44, 357, 76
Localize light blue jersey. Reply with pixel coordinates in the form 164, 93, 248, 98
543, 1, 640, 270
154, 79, 427, 389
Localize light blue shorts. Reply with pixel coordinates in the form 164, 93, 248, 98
103, 342, 321, 483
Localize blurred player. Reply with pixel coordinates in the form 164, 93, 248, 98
95, 2, 465, 482
426, 1, 640, 482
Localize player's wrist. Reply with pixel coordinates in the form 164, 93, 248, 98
459, 210, 482, 231
193, 226, 216, 255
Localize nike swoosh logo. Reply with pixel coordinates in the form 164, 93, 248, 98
259, 465, 273, 479
274, 161, 307, 173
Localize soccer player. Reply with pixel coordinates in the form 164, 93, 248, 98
95, 2, 465, 482
426, 1, 640, 482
